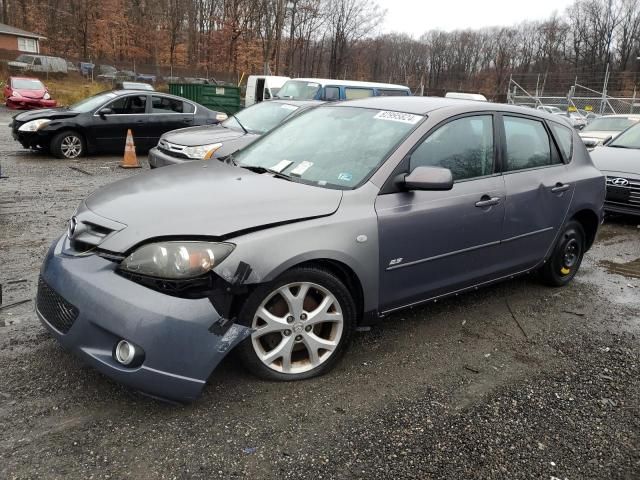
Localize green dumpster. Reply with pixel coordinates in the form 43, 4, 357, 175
169, 84, 241, 114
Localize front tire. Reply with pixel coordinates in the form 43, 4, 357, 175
539, 220, 586, 287
236, 267, 356, 381
51, 130, 85, 159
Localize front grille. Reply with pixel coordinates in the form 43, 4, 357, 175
158, 139, 189, 159
37, 276, 79, 334
605, 176, 640, 209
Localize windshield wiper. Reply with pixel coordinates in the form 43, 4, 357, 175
239, 165, 292, 181
230, 114, 248, 134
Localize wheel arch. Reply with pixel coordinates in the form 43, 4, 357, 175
570, 208, 599, 251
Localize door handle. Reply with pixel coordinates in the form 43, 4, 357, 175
551, 183, 571, 193
182, 118, 193, 124
475, 196, 501, 208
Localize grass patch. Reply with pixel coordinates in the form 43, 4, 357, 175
45, 79, 111, 106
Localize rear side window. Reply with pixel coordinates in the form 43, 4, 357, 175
324, 87, 340, 101
503, 116, 558, 171
152, 95, 189, 113
345, 88, 374, 100
549, 122, 573, 162
377, 89, 409, 96
410, 115, 494, 181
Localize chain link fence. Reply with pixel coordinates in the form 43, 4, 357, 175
507, 72, 639, 117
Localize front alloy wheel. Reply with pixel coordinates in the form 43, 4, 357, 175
237, 267, 355, 381
51, 130, 85, 159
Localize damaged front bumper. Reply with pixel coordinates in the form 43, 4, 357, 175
37, 235, 251, 403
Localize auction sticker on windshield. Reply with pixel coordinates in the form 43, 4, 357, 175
291, 161, 313, 177
374, 111, 422, 124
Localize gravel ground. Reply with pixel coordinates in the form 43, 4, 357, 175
0, 106, 639, 479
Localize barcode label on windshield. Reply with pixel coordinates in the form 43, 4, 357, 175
374, 111, 422, 124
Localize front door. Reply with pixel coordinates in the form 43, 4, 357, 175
499, 115, 575, 271
376, 114, 506, 312
93, 94, 148, 152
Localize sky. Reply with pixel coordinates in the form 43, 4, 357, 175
377, 0, 576, 37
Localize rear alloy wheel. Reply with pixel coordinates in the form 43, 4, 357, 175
540, 220, 586, 287
237, 268, 355, 381
51, 131, 85, 159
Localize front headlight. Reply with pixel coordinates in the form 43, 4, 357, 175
12, 90, 22, 98
183, 143, 223, 160
18, 118, 51, 132
43, 92, 51, 100
119, 241, 234, 279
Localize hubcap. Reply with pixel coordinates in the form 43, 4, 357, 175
61, 136, 82, 158
251, 282, 344, 374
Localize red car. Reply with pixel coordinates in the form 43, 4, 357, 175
4, 76, 57, 109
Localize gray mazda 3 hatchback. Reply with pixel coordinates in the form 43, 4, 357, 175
37, 97, 605, 402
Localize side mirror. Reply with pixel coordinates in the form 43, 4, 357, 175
98, 107, 113, 117
403, 166, 453, 191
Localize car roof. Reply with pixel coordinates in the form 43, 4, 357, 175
331, 96, 563, 120
269, 99, 324, 108
595, 114, 640, 119
290, 78, 410, 90
9, 76, 43, 81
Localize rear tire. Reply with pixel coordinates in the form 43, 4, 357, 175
539, 220, 586, 287
51, 130, 85, 159
236, 267, 356, 381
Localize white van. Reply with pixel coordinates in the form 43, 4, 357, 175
277, 78, 411, 101
8, 54, 68, 74
245, 75, 290, 107
445, 92, 488, 102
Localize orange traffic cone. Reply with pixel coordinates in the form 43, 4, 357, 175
120, 129, 140, 168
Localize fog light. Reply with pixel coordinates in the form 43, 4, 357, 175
115, 340, 136, 365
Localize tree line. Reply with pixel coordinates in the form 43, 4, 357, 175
2, 0, 640, 96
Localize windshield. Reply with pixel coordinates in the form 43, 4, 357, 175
277, 80, 321, 100
608, 123, 640, 149
69, 91, 117, 112
15, 55, 34, 63
12, 78, 44, 89
223, 101, 300, 134
234, 106, 422, 189
583, 117, 638, 132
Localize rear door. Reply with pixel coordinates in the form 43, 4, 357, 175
499, 114, 575, 271
146, 95, 196, 147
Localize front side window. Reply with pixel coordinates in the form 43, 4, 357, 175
504, 116, 555, 171
277, 80, 321, 100
345, 88, 374, 100
549, 122, 573, 161
223, 101, 299, 134
151, 96, 186, 113
106, 95, 147, 114
234, 106, 422, 189
410, 115, 494, 181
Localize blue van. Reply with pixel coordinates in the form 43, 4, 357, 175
276, 78, 411, 101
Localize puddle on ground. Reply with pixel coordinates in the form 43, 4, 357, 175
599, 258, 640, 279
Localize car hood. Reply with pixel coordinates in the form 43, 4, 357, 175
14, 107, 79, 122
590, 146, 640, 176
84, 160, 343, 252
579, 130, 617, 141
12, 88, 47, 99
162, 124, 246, 147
